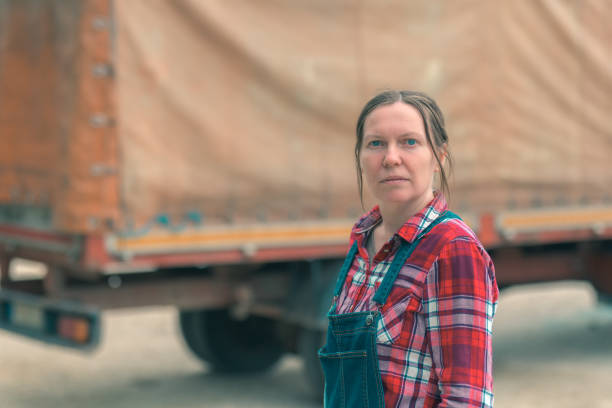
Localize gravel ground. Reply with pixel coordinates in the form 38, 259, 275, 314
0, 280, 611, 407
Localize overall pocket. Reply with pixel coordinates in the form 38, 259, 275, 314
319, 350, 369, 408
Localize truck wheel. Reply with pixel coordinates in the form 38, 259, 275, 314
179, 310, 214, 362
178, 308, 284, 373
298, 328, 326, 399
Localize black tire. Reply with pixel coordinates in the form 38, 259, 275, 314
298, 327, 326, 399
178, 308, 284, 373
179, 309, 215, 362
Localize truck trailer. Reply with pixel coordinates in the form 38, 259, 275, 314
1, 0, 611, 396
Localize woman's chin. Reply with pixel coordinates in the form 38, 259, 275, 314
377, 194, 416, 205
373, 191, 433, 209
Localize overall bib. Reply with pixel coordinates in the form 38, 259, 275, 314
318, 211, 459, 408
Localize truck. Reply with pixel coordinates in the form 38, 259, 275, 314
1, 0, 611, 397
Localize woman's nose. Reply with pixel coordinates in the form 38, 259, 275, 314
382, 145, 401, 167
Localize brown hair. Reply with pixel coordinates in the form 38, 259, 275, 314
355, 90, 452, 208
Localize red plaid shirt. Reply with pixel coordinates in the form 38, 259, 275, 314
334, 193, 498, 407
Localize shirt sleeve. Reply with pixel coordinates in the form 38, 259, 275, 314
424, 237, 499, 407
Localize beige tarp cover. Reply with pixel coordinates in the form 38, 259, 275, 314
2, 0, 611, 233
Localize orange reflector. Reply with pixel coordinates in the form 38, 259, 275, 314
58, 316, 90, 343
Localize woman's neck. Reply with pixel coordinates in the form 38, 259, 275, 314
378, 192, 434, 237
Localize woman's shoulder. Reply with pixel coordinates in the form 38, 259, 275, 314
405, 213, 487, 273
439, 213, 479, 239
425, 214, 497, 285
427, 213, 488, 255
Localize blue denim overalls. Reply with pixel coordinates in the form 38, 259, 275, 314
318, 211, 459, 408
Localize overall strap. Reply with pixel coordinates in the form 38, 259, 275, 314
372, 211, 461, 305
333, 241, 359, 297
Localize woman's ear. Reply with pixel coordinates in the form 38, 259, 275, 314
434, 144, 447, 172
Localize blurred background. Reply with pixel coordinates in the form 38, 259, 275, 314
1, 1, 611, 407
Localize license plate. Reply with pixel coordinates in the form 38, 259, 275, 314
12, 302, 44, 330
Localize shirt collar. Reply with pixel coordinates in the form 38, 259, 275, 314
351, 192, 448, 244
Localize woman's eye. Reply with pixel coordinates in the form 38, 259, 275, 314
368, 140, 383, 147
403, 138, 417, 146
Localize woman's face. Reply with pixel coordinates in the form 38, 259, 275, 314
360, 102, 439, 211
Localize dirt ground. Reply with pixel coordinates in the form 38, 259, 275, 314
1, 280, 611, 408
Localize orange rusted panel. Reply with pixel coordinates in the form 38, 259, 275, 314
0, 0, 118, 233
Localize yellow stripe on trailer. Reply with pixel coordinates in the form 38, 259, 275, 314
111, 221, 354, 253
498, 207, 612, 232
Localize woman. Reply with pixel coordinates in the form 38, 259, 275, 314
319, 90, 499, 407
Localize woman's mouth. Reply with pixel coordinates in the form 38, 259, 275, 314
380, 176, 409, 184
